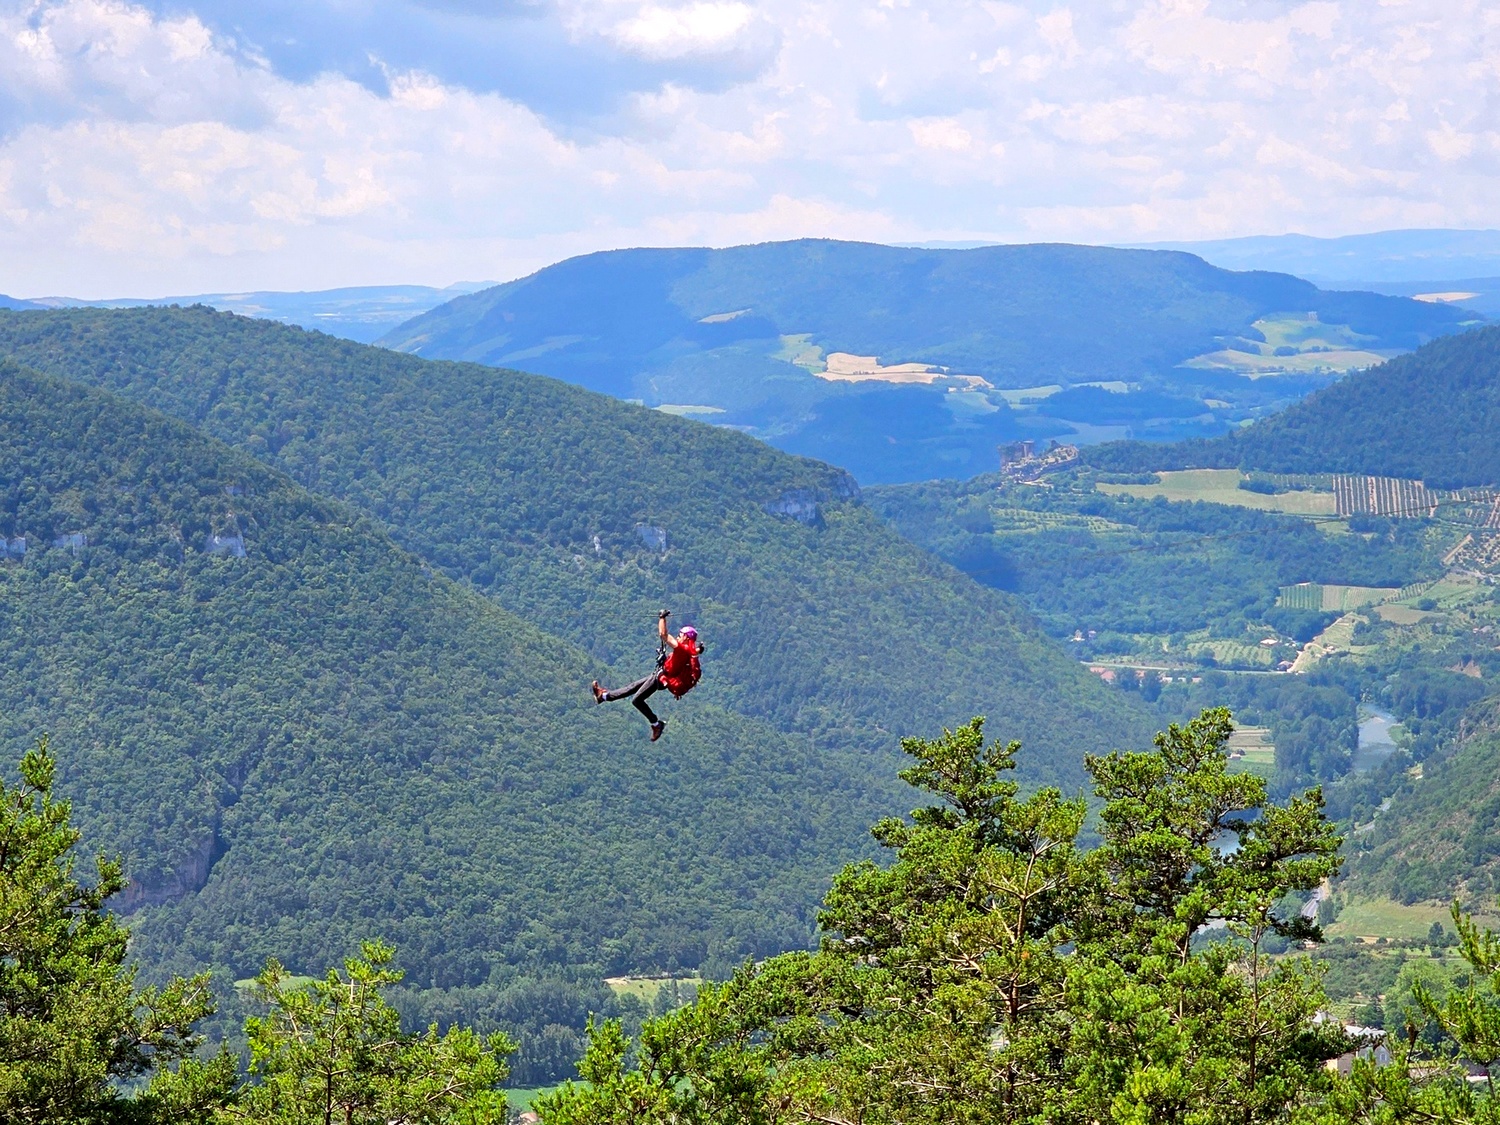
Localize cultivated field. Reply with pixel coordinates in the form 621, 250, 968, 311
990, 507, 1129, 534
505, 1087, 558, 1113
1277, 583, 1401, 612
1183, 347, 1390, 377
1179, 313, 1391, 378
1334, 474, 1441, 518
1325, 898, 1500, 942
817, 351, 991, 389
1226, 725, 1276, 779
1375, 604, 1434, 625
604, 974, 703, 1004
1187, 638, 1277, 669
1099, 469, 1337, 515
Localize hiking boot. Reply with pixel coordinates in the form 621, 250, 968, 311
650, 720, 666, 742
592, 681, 604, 704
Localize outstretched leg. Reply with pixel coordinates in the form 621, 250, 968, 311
595, 674, 666, 738
599, 676, 654, 711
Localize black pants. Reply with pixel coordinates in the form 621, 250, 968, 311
602, 675, 663, 724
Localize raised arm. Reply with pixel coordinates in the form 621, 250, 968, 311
659, 610, 679, 649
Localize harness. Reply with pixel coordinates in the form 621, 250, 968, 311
659, 638, 702, 698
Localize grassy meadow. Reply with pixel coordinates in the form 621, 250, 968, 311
1099, 469, 1338, 514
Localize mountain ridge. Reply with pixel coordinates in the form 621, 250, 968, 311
1083, 324, 1500, 488
0, 351, 947, 1092
1128, 229, 1500, 285
0, 306, 1146, 793
376, 239, 1470, 482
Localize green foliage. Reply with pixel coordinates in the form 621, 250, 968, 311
1086, 324, 1500, 488
0, 737, 232, 1124
0, 357, 918, 1081
1155, 672, 1360, 796
867, 472, 1439, 640
0, 741, 516, 1123
0, 307, 1147, 794
226, 940, 512, 1125
1347, 711, 1500, 905
540, 710, 1347, 1125
1308, 903, 1500, 1124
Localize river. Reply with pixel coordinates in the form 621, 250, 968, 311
1352, 706, 1400, 772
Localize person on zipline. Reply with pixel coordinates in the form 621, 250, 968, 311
592, 610, 701, 741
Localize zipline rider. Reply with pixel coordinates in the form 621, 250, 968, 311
592, 610, 702, 741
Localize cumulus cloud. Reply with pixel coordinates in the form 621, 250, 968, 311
0, 0, 1496, 295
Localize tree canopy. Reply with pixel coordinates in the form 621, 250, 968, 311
540, 708, 1348, 1125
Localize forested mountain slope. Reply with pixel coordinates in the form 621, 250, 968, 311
1345, 701, 1500, 904
1086, 324, 1500, 488
0, 357, 893, 1001
0, 307, 1144, 790
377, 240, 1469, 482
384, 240, 1456, 386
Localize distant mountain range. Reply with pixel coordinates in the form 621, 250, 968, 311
377, 239, 1471, 484
13, 283, 493, 343
1131, 228, 1500, 288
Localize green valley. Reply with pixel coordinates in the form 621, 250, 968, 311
0, 356, 927, 1079
0, 308, 1164, 1084
0, 306, 1146, 792
377, 240, 1471, 483
868, 321, 1500, 1007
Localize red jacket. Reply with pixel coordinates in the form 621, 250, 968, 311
660, 639, 701, 698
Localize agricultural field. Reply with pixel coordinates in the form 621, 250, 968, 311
603, 974, 703, 1005
1277, 583, 1401, 612
505, 1086, 560, 1113
1180, 312, 1392, 378
1226, 726, 1276, 779
1098, 469, 1337, 515
1324, 898, 1500, 942
1375, 604, 1435, 625
772, 333, 825, 373
1186, 638, 1280, 669
989, 507, 1129, 534
993, 385, 1063, 406
1290, 612, 1371, 671
1183, 347, 1390, 378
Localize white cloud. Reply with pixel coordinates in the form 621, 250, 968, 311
0, 0, 1497, 296
909, 118, 973, 152
598, 2, 757, 57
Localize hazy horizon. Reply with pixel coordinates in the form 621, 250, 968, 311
2, 0, 1495, 298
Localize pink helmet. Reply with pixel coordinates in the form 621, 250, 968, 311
680, 626, 697, 639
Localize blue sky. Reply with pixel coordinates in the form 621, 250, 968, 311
1, 0, 1496, 296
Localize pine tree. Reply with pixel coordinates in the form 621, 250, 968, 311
224, 939, 514, 1124
0, 737, 232, 1123
540, 710, 1351, 1125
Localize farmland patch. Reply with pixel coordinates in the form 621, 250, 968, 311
1324, 898, 1499, 942
1277, 583, 1401, 613
1099, 469, 1337, 514
816, 351, 992, 389
1180, 312, 1392, 379
1227, 725, 1276, 778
